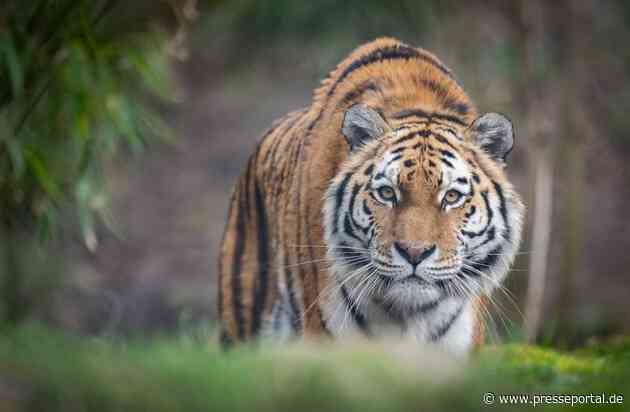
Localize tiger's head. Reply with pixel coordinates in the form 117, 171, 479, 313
323, 104, 524, 316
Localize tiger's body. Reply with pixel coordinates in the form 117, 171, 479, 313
218, 38, 524, 355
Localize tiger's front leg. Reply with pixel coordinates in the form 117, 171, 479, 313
217, 161, 277, 346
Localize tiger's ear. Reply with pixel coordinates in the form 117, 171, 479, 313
469, 113, 514, 162
342, 104, 391, 151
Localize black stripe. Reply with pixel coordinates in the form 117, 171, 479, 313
364, 164, 375, 176
416, 299, 442, 314
441, 158, 454, 168
368, 190, 381, 204
462, 245, 503, 278
344, 214, 364, 243
432, 112, 467, 126
285, 259, 303, 332
441, 149, 456, 159
478, 226, 496, 248
264, 110, 305, 167
348, 183, 370, 234
385, 154, 403, 167
251, 184, 269, 335
295, 137, 314, 340
341, 80, 380, 104
333, 173, 353, 234
231, 185, 247, 340
481, 245, 502, 269
348, 183, 361, 218
492, 180, 511, 239
416, 78, 470, 116
242, 157, 254, 218
461, 191, 493, 238
425, 143, 437, 153
416, 78, 449, 97
430, 303, 464, 341
394, 129, 430, 145
385, 296, 443, 320
392, 131, 419, 145
465, 205, 476, 218
283, 131, 305, 336
362, 199, 372, 216
218, 190, 239, 329
434, 134, 458, 151
443, 97, 470, 116
328, 44, 453, 102
261, 118, 288, 166
341, 285, 371, 335
436, 125, 458, 136
391, 109, 466, 127
391, 108, 431, 120
481, 245, 502, 270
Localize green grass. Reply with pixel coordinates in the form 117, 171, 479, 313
0, 325, 628, 411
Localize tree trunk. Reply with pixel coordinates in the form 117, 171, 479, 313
524, 147, 553, 342
517, 0, 556, 343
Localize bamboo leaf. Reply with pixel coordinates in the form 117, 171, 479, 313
24, 147, 62, 201
0, 33, 24, 98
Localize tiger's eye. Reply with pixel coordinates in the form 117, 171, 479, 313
443, 189, 462, 205
377, 186, 396, 201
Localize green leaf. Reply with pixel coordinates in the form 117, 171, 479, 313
24, 147, 62, 201
0, 0, 178, 240
0, 32, 24, 99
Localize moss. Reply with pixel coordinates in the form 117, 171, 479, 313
498, 344, 608, 373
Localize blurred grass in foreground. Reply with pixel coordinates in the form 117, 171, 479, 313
0, 325, 628, 411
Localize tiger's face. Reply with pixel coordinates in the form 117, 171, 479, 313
324, 105, 524, 315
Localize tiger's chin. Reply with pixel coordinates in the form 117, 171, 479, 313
374, 270, 487, 319
377, 279, 444, 315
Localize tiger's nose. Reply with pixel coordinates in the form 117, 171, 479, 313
394, 241, 436, 266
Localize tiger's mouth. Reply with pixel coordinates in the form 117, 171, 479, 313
377, 270, 458, 287
337, 247, 463, 277
334, 245, 491, 293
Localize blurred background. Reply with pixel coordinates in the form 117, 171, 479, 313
2, 0, 630, 347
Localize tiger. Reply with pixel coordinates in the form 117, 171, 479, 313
218, 37, 524, 355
